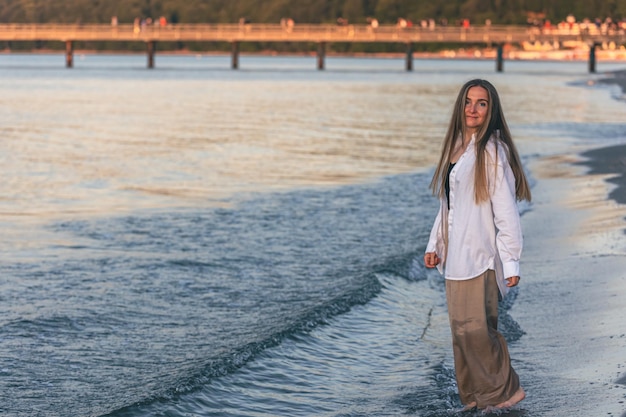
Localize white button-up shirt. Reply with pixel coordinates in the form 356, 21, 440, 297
426, 134, 523, 298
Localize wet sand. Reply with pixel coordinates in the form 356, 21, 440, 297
516, 158, 626, 416
599, 68, 626, 99
579, 144, 626, 205
581, 69, 626, 205
512, 72, 626, 416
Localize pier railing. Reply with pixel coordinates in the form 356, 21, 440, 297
0, 23, 624, 43
0, 23, 624, 71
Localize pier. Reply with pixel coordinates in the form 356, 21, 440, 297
0, 23, 624, 72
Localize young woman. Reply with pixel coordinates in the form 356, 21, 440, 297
424, 79, 531, 410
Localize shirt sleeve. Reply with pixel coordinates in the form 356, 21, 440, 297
489, 148, 523, 278
426, 203, 442, 255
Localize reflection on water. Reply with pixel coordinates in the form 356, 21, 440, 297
1, 55, 624, 225
0, 55, 624, 259
0, 72, 446, 220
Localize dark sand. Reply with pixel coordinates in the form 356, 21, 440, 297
579, 143, 626, 205
586, 69, 626, 205
599, 68, 626, 97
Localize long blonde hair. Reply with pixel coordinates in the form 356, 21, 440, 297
429, 79, 531, 203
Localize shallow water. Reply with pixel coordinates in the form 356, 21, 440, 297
0, 54, 625, 417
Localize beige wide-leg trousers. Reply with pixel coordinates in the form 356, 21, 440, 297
445, 269, 520, 408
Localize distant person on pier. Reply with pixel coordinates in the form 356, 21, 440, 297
424, 79, 530, 411
280, 18, 295, 32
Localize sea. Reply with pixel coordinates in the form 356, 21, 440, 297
0, 53, 625, 417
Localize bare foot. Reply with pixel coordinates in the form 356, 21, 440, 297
461, 401, 477, 411
495, 386, 525, 409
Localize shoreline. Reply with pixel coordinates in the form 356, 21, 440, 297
520, 149, 626, 415
581, 68, 626, 206
487, 66, 626, 414
579, 143, 626, 206
517, 70, 626, 412
599, 68, 626, 94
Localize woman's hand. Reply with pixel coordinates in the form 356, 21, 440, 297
506, 276, 521, 287
424, 252, 440, 268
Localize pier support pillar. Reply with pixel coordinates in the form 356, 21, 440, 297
496, 44, 504, 72
405, 42, 413, 71
65, 40, 73, 68
317, 42, 326, 70
147, 41, 156, 69
589, 42, 597, 73
231, 41, 239, 69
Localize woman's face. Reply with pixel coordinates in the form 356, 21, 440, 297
464, 86, 489, 134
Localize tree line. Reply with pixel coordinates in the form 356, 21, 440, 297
1, 1, 624, 54
1, 0, 625, 26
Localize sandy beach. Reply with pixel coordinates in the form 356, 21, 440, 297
512, 68, 626, 416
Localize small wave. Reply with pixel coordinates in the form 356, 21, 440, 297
397, 362, 528, 416
105, 273, 383, 416
165, 259, 220, 268
2, 314, 87, 334
372, 251, 428, 283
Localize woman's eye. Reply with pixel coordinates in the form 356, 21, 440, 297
479, 102, 487, 107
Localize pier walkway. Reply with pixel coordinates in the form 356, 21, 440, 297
0, 23, 624, 72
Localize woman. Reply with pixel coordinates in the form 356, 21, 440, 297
424, 79, 531, 410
